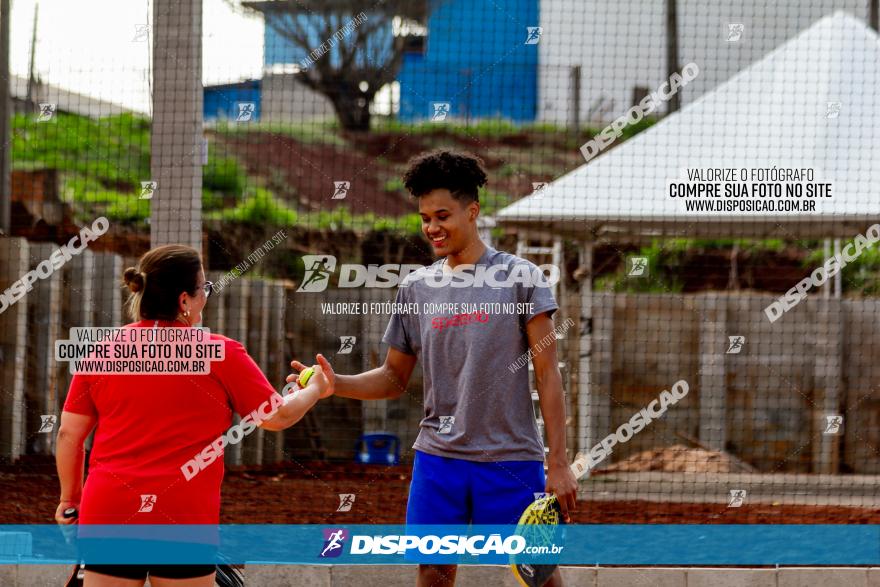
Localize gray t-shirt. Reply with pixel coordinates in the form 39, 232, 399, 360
382, 245, 558, 462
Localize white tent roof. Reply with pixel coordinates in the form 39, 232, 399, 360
498, 12, 880, 241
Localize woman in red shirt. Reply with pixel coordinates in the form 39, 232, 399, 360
55, 244, 331, 586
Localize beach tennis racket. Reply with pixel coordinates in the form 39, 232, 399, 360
510, 453, 590, 587
215, 555, 245, 587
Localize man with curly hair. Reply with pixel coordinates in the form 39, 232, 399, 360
292, 150, 576, 587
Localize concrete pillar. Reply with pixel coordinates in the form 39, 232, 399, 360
696, 293, 727, 451
222, 277, 250, 467
58, 249, 96, 411
263, 281, 287, 464
91, 252, 123, 327
585, 292, 613, 457
0, 238, 29, 459
242, 280, 269, 465
150, 0, 203, 249
813, 297, 843, 473
62, 249, 95, 327
0, 0, 10, 234
25, 243, 62, 455
575, 242, 593, 455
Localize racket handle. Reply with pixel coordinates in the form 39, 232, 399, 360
62, 507, 79, 520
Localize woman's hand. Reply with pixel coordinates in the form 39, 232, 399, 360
289, 354, 336, 399
55, 501, 78, 525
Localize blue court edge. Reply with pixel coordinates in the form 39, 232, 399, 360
0, 525, 876, 565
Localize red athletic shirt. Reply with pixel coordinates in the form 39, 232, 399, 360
62, 319, 278, 525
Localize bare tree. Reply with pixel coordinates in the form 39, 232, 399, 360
241, 0, 431, 131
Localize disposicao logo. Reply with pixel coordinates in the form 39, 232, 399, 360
319, 528, 348, 558
297, 254, 559, 292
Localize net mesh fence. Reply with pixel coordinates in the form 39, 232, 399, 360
1, 0, 878, 528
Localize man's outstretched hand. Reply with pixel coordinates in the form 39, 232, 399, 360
289, 353, 336, 399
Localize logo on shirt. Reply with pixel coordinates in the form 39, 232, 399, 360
138, 494, 157, 513
320, 528, 348, 558
431, 311, 489, 331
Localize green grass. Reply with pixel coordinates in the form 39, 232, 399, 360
208, 186, 299, 225
211, 119, 345, 146
8, 111, 647, 239
804, 238, 880, 296
594, 237, 874, 294
61, 175, 126, 204
105, 199, 150, 223
297, 208, 421, 234
618, 116, 658, 140
12, 112, 149, 186
383, 178, 406, 192
203, 152, 247, 194
202, 184, 422, 235
372, 117, 559, 139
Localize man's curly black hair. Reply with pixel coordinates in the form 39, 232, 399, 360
402, 149, 488, 203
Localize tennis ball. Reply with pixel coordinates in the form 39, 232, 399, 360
298, 367, 315, 388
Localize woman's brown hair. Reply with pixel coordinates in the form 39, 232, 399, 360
122, 244, 202, 321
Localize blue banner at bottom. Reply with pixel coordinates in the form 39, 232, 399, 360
0, 525, 877, 565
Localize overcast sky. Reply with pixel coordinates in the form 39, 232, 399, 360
10, 0, 265, 113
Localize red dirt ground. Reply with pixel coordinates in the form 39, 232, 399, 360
2, 459, 878, 525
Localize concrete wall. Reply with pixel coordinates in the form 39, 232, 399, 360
281, 288, 879, 474
6, 253, 879, 476
579, 292, 873, 474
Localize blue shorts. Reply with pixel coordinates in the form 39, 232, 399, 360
406, 450, 546, 526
